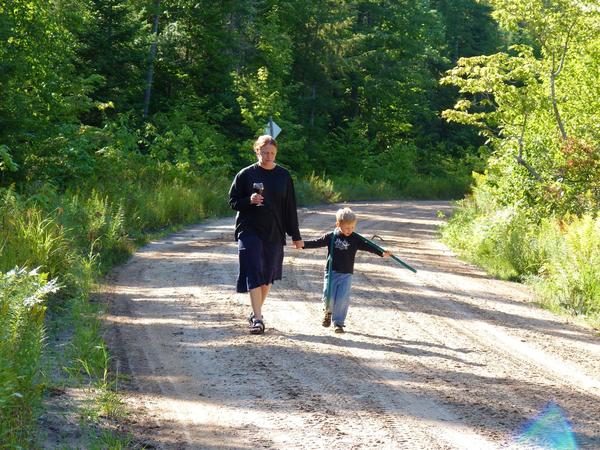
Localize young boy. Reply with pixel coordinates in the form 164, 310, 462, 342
302, 207, 391, 333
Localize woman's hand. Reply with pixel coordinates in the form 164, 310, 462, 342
293, 240, 304, 249
383, 250, 392, 258
250, 193, 264, 206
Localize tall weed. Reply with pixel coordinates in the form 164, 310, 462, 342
131, 177, 230, 231
442, 202, 542, 280
61, 191, 131, 272
296, 173, 341, 205
0, 190, 73, 278
334, 177, 399, 201
443, 194, 600, 323
402, 175, 470, 200
533, 215, 600, 316
0, 268, 59, 446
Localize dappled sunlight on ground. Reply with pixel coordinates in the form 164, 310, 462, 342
100, 201, 600, 449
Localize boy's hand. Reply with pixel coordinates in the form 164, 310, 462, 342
383, 250, 392, 258
293, 239, 304, 249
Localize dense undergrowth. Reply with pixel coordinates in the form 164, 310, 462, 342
442, 185, 600, 327
0, 158, 231, 446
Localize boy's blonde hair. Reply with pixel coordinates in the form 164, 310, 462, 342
336, 207, 356, 224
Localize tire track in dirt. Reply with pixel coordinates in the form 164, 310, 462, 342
103, 201, 600, 449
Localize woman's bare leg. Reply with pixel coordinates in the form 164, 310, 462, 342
249, 287, 263, 320
261, 284, 271, 305
249, 284, 272, 320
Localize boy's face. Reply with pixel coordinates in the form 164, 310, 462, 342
337, 220, 356, 236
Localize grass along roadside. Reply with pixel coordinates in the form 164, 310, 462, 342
441, 198, 600, 330
0, 172, 232, 448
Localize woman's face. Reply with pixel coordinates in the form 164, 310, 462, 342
256, 144, 277, 169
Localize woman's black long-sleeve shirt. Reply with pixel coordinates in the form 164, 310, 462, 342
228, 163, 302, 245
303, 231, 383, 274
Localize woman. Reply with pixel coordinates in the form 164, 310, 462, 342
228, 135, 303, 334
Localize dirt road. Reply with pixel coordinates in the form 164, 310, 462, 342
104, 201, 600, 449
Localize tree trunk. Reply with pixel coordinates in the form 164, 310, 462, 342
143, 0, 161, 118
550, 54, 567, 141
310, 83, 316, 127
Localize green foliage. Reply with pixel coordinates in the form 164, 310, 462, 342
295, 173, 341, 206
1, 0, 499, 193
440, 1, 600, 322
533, 215, 600, 317
0, 0, 93, 156
0, 189, 74, 279
0, 268, 59, 447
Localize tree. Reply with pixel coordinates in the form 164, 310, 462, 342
75, 0, 147, 122
441, 0, 600, 214
0, 0, 93, 185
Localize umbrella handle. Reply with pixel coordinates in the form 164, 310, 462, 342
357, 233, 417, 273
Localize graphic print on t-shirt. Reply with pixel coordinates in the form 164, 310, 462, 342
335, 238, 350, 251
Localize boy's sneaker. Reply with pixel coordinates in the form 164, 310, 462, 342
334, 324, 344, 333
322, 311, 332, 327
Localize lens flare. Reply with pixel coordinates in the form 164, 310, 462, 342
512, 402, 577, 449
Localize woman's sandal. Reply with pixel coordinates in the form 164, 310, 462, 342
250, 318, 265, 335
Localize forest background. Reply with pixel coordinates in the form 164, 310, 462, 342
1, 0, 599, 447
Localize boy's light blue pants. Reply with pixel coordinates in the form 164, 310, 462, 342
322, 271, 353, 327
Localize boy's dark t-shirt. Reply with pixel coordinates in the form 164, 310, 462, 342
303, 231, 383, 274
228, 163, 302, 245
